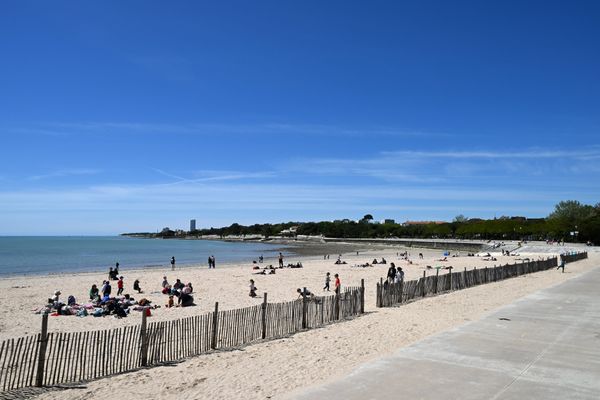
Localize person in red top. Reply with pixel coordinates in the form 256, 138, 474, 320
117, 276, 124, 296
334, 273, 341, 295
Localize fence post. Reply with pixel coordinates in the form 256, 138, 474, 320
435, 269, 439, 294
261, 293, 268, 340
484, 267, 488, 283
140, 310, 148, 367
399, 278, 404, 303
449, 267, 453, 291
211, 302, 219, 350
360, 279, 365, 314
422, 271, 426, 297
379, 277, 384, 307
35, 313, 49, 387
335, 293, 340, 320
302, 287, 307, 329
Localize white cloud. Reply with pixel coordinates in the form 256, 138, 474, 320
27, 169, 101, 181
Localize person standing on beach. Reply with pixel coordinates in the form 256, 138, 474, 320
387, 263, 397, 283
207, 255, 212, 268
171, 256, 176, 271
117, 276, 124, 296
210, 255, 216, 269
334, 273, 341, 295
323, 272, 331, 291
278, 252, 284, 268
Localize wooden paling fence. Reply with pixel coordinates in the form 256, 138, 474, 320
0, 284, 364, 392
376, 252, 588, 308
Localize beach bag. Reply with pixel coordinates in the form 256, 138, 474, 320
76, 308, 88, 317
93, 308, 104, 317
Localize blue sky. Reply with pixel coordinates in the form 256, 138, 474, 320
1, 1, 599, 235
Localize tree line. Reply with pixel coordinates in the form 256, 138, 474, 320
128, 200, 599, 244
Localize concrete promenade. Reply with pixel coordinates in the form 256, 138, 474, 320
297, 265, 600, 400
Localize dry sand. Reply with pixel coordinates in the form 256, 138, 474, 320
0, 242, 595, 400
1, 245, 514, 340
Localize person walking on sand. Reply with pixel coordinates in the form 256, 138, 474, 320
278, 252, 284, 268
117, 276, 124, 296
171, 256, 176, 271
323, 272, 331, 291
334, 273, 341, 295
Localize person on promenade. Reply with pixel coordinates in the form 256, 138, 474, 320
334, 273, 341, 295
117, 276, 124, 296
171, 256, 176, 271
557, 255, 566, 273
249, 279, 258, 297
323, 272, 331, 291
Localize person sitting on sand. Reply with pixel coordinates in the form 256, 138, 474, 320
89, 284, 99, 301
166, 295, 174, 308
297, 288, 315, 299
269, 269, 276, 275
182, 282, 193, 294
175, 291, 194, 307
249, 279, 258, 297
162, 276, 169, 288
133, 279, 142, 293
381, 257, 387, 264
372, 259, 378, 264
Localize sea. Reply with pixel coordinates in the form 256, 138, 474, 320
0, 236, 285, 276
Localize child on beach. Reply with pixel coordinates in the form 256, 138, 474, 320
323, 272, 330, 291
249, 279, 257, 297
166, 295, 174, 308
117, 276, 124, 296
334, 273, 341, 295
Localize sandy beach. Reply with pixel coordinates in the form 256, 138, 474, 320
0, 242, 555, 340
0, 241, 596, 399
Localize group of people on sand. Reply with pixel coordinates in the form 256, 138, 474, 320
37, 263, 156, 318
386, 263, 405, 284
161, 276, 195, 307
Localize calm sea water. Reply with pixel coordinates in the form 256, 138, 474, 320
0, 236, 284, 276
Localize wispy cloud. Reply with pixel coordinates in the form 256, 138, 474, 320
27, 169, 101, 181
382, 148, 600, 160
285, 147, 600, 184
5, 121, 442, 138
151, 168, 277, 184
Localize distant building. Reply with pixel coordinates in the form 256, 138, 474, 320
382, 219, 395, 224
190, 219, 196, 231
280, 226, 299, 236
